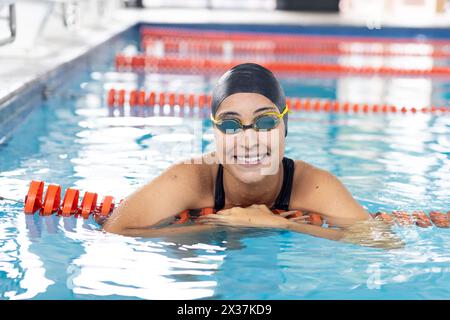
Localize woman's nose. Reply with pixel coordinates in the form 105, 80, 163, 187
240, 126, 259, 149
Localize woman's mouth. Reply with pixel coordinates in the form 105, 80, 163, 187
232, 153, 270, 166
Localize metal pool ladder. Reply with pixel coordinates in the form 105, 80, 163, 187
0, 0, 16, 46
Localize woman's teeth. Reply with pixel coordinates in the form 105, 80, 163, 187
234, 154, 268, 164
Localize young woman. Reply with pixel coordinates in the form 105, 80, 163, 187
103, 63, 401, 248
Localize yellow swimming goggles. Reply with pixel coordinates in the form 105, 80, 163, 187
211, 105, 289, 134
210, 104, 289, 134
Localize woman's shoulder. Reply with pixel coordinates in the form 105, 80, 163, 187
164, 152, 218, 203
291, 159, 350, 210
293, 159, 336, 188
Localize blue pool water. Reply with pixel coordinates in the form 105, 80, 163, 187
0, 24, 449, 300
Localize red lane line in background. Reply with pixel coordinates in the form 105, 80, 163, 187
141, 37, 450, 58
105, 88, 450, 115
115, 54, 450, 77
140, 26, 450, 46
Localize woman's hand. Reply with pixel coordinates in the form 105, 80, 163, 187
197, 204, 305, 229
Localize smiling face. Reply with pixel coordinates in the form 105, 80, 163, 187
213, 92, 286, 184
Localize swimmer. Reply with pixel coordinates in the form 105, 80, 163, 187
103, 63, 403, 249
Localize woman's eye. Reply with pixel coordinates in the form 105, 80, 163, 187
218, 120, 241, 133
221, 117, 239, 122
256, 116, 277, 129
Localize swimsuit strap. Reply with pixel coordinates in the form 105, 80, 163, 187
213, 157, 295, 211
213, 163, 226, 211
272, 157, 295, 211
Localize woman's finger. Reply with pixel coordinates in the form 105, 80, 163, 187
289, 218, 309, 224
199, 214, 224, 219
216, 209, 232, 216
197, 217, 221, 224
279, 211, 299, 218
197, 215, 229, 224
197, 219, 219, 225
289, 216, 308, 220
290, 217, 308, 223
202, 220, 230, 226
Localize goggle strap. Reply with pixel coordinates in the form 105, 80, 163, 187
210, 103, 289, 123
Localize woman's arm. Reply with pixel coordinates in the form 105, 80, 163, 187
295, 166, 370, 228
197, 205, 403, 249
284, 220, 344, 241
197, 204, 344, 241
103, 161, 207, 236
285, 219, 403, 249
106, 224, 218, 238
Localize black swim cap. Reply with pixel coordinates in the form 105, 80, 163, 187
210, 63, 288, 136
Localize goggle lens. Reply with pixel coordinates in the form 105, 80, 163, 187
215, 115, 280, 134
216, 119, 242, 134
255, 115, 278, 130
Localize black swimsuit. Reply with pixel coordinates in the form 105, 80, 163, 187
213, 157, 295, 211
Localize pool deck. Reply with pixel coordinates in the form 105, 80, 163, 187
1, 5, 450, 112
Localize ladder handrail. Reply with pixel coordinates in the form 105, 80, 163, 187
0, 2, 16, 46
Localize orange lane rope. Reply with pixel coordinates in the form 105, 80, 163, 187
139, 26, 450, 46
115, 54, 450, 77
1, 180, 449, 228
105, 88, 449, 115
140, 36, 450, 58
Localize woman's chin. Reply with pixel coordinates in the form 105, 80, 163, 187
229, 168, 267, 184
237, 175, 265, 184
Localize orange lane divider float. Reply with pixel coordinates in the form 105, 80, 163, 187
115, 54, 450, 77
106, 88, 450, 115
10, 180, 450, 228
23, 180, 116, 219
140, 26, 450, 46
371, 211, 450, 228
141, 36, 450, 58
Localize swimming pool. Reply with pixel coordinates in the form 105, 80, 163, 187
0, 23, 449, 300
